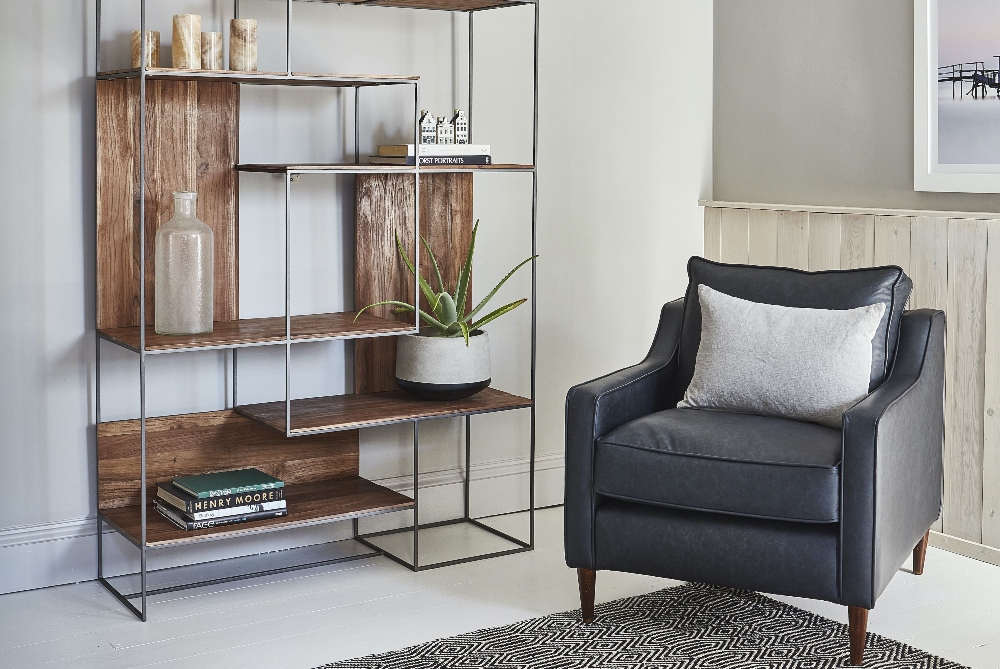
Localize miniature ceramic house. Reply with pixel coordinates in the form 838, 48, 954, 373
420, 110, 437, 144
452, 110, 469, 144
436, 116, 455, 145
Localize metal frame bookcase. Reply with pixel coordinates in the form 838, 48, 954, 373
93, 0, 539, 621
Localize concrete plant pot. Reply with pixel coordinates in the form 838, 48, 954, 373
395, 330, 491, 401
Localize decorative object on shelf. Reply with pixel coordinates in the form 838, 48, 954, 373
420, 110, 437, 144
171, 14, 202, 69
201, 31, 223, 70
130, 30, 160, 68
230, 18, 258, 72
371, 141, 491, 166
355, 221, 535, 400
436, 116, 455, 145
452, 109, 469, 144
154, 191, 214, 335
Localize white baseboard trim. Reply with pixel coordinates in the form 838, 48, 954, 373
0, 453, 565, 595
929, 530, 1000, 567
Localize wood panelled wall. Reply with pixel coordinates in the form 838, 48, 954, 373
704, 204, 1000, 549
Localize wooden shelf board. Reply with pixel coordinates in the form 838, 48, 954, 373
304, 0, 532, 10
237, 163, 534, 173
98, 312, 412, 352
237, 388, 532, 435
96, 68, 417, 87
100, 478, 412, 547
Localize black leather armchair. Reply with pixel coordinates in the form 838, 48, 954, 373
565, 258, 946, 666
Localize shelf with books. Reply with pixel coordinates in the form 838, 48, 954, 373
98, 312, 413, 354
101, 478, 413, 547
236, 388, 532, 435
96, 68, 418, 88
236, 163, 534, 174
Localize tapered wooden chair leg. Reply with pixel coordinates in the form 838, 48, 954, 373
913, 530, 930, 575
578, 568, 596, 623
848, 606, 869, 666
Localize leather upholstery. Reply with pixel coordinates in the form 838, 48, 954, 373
565, 263, 944, 612
595, 408, 842, 523
596, 500, 840, 603
675, 257, 912, 401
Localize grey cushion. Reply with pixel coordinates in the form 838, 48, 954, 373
679, 284, 886, 428
673, 258, 912, 404
595, 408, 842, 523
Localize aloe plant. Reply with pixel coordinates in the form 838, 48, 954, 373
355, 221, 535, 345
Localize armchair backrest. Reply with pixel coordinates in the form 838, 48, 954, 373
675, 257, 912, 401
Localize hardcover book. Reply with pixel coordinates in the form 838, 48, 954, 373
156, 482, 286, 515
378, 143, 491, 157
368, 155, 492, 166
172, 468, 284, 499
154, 501, 288, 531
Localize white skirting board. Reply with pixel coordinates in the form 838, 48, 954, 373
0, 453, 565, 595
929, 530, 1000, 568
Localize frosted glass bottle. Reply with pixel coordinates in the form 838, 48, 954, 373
155, 191, 214, 335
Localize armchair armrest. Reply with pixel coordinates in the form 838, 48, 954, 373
841, 309, 946, 609
564, 299, 684, 568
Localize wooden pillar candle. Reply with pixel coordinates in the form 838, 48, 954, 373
230, 19, 257, 72
131, 31, 160, 69
201, 32, 223, 70
172, 14, 202, 69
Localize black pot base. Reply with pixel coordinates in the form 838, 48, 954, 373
395, 378, 491, 401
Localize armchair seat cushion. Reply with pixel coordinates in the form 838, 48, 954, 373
594, 408, 842, 523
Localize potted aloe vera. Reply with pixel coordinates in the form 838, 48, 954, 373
356, 221, 535, 400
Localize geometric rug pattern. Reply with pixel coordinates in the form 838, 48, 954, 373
317, 583, 968, 668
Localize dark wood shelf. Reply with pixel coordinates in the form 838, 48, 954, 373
100, 478, 413, 547
317, 0, 532, 10
237, 163, 534, 174
237, 388, 532, 435
98, 312, 412, 352
96, 68, 417, 87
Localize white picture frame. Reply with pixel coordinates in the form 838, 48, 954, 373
914, 0, 1000, 193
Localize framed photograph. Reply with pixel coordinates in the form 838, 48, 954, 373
915, 0, 1000, 192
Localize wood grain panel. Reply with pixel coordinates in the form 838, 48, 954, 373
747, 209, 778, 266
719, 208, 749, 264
874, 216, 911, 274
775, 210, 809, 270
945, 218, 987, 543
238, 388, 531, 435
910, 216, 949, 533
354, 173, 473, 393
984, 220, 1000, 547
97, 409, 359, 510
96, 80, 239, 330
840, 214, 875, 269
101, 478, 412, 547
808, 213, 842, 271
703, 207, 722, 262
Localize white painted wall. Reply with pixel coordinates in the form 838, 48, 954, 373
0, 0, 712, 593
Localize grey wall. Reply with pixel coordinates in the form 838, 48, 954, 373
0, 0, 712, 592
714, 0, 1000, 212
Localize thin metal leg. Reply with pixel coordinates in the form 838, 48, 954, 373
234, 0, 239, 19
285, 172, 292, 437
413, 83, 421, 331
352, 517, 359, 538
464, 416, 471, 520
529, 1, 540, 550
96, 0, 102, 73
139, 0, 149, 623
97, 516, 104, 580
232, 347, 238, 408
285, 0, 292, 75
354, 88, 360, 164
412, 421, 419, 570
468, 12, 474, 142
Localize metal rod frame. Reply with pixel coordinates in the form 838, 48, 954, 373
94, 0, 538, 618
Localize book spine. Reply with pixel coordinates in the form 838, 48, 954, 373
158, 486, 286, 514
155, 502, 288, 531
177, 481, 285, 499
419, 155, 491, 165
189, 500, 286, 521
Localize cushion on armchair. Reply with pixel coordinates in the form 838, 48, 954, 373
594, 407, 842, 523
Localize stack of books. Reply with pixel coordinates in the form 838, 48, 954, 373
369, 144, 492, 166
154, 468, 288, 531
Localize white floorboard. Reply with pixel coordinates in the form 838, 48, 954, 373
0, 507, 998, 668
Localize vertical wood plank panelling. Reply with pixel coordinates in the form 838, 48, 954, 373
776, 210, 809, 270
748, 209, 778, 266
910, 216, 949, 533
983, 221, 1000, 547
704, 207, 722, 261
841, 214, 875, 269
874, 216, 912, 274
808, 213, 842, 271
945, 218, 988, 543
720, 208, 750, 264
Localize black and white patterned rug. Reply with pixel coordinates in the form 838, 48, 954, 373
317, 583, 967, 668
